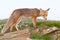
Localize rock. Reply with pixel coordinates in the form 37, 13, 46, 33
39, 26, 59, 35
0, 28, 31, 40
0, 26, 59, 40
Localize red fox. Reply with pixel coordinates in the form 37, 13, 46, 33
1, 8, 50, 34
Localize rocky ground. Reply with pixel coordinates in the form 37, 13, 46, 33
0, 26, 60, 40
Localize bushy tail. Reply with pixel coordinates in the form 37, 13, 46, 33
1, 22, 10, 34
1, 14, 14, 34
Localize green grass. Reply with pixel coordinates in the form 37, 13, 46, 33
31, 33, 51, 40
37, 20, 60, 28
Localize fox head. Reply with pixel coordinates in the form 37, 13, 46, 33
39, 8, 50, 20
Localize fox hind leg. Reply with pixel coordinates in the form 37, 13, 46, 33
10, 25, 14, 32
15, 16, 22, 31
9, 22, 14, 32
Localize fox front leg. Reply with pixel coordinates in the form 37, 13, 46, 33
32, 16, 37, 28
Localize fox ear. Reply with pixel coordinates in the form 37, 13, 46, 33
47, 8, 50, 11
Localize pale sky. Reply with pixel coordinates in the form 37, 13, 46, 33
0, 0, 60, 21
